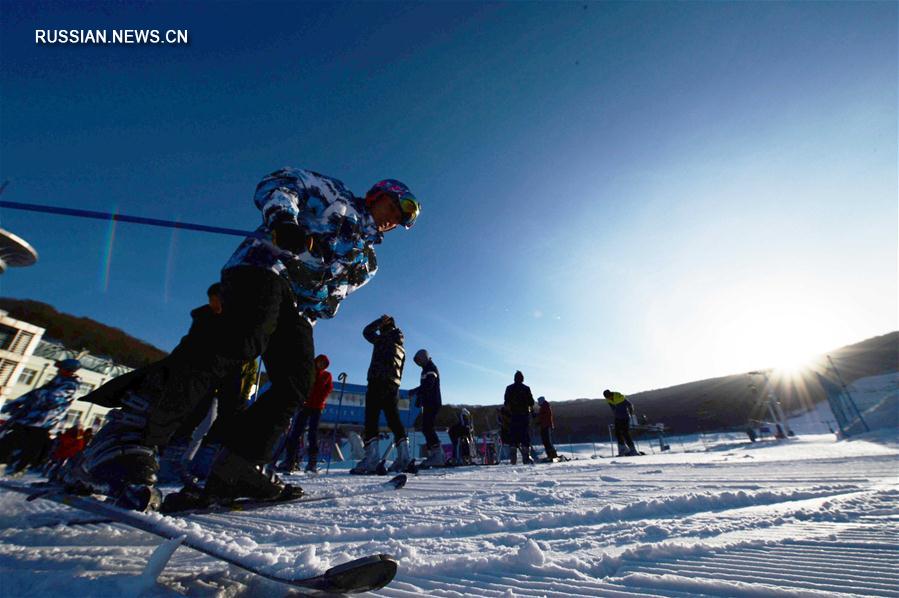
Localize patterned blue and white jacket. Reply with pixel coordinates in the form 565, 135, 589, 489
1, 374, 81, 429
224, 168, 382, 322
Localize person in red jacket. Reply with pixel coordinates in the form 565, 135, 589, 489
536, 396, 559, 461
46, 425, 85, 479
276, 354, 333, 473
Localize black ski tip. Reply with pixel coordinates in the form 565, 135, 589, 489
387, 474, 407, 489
322, 554, 398, 593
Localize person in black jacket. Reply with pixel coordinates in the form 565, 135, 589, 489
604, 389, 638, 456
409, 349, 444, 467
351, 315, 409, 474
503, 371, 535, 464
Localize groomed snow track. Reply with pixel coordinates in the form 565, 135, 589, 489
0, 434, 896, 597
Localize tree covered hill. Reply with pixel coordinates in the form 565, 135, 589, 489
456, 331, 898, 440
2, 297, 894, 439
0, 297, 167, 368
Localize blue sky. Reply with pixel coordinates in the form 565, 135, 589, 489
0, 1, 896, 405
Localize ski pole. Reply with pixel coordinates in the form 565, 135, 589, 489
326, 372, 348, 474
0, 199, 259, 237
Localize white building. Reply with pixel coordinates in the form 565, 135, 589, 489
0, 310, 45, 401
0, 310, 135, 431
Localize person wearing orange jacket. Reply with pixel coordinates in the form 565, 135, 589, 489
536, 397, 559, 461
46, 425, 85, 480
276, 354, 333, 473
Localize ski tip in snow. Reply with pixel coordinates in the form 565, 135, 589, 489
387, 474, 407, 490
319, 554, 398, 593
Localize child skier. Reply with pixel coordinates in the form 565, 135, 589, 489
0, 358, 82, 475
275, 354, 333, 473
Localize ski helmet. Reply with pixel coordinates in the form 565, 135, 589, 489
365, 179, 420, 229
56, 358, 81, 372
414, 349, 429, 365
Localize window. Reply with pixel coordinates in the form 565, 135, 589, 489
8, 331, 34, 355
17, 368, 37, 385
0, 325, 16, 350
64, 410, 83, 426
0, 359, 17, 386
78, 382, 95, 395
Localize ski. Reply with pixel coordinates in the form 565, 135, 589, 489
163, 473, 407, 515
0, 478, 400, 593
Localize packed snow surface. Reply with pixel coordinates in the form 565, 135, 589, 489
1, 431, 897, 597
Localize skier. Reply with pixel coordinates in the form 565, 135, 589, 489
275, 354, 333, 473
504, 371, 535, 464
45, 425, 86, 479
604, 389, 638, 456
351, 315, 410, 474
448, 408, 475, 465
0, 358, 82, 475
536, 396, 559, 461
67, 170, 419, 509
496, 405, 514, 464
409, 349, 443, 468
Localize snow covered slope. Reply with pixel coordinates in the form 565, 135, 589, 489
1, 431, 897, 597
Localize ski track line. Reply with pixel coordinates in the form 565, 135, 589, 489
241, 484, 868, 545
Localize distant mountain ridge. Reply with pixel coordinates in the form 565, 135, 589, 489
457, 331, 899, 439
2, 297, 894, 439
0, 298, 167, 368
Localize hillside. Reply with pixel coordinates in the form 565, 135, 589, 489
0, 298, 167, 368
456, 332, 899, 440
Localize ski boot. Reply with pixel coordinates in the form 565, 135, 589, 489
276, 456, 300, 474
305, 455, 318, 474
388, 438, 411, 473
520, 447, 534, 465
203, 448, 303, 503
421, 444, 446, 469
62, 392, 161, 511
509, 446, 518, 465
350, 439, 380, 475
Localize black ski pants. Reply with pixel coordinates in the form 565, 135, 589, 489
614, 418, 636, 455
421, 405, 440, 448
509, 414, 531, 447
140, 267, 313, 464
540, 427, 558, 460
363, 379, 406, 443
277, 406, 322, 465
0, 425, 51, 473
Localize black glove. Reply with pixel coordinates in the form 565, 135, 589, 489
272, 221, 309, 253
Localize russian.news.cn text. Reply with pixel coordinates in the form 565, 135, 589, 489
35, 29, 189, 45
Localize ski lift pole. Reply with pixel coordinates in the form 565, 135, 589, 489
406, 394, 416, 462
826, 356, 870, 432
0, 199, 260, 237
325, 373, 348, 474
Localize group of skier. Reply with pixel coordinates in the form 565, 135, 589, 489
0, 358, 85, 476
494, 371, 560, 464
0, 164, 641, 512
24, 167, 424, 511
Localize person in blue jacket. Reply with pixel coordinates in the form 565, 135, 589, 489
409, 349, 443, 467
68, 169, 420, 509
0, 358, 82, 475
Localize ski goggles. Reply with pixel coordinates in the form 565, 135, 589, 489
371, 190, 421, 229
